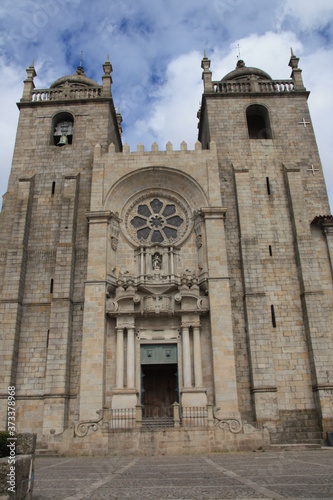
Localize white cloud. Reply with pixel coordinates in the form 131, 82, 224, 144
130, 51, 203, 150
277, 0, 333, 31
212, 31, 303, 80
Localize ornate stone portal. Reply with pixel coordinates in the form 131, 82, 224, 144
106, 193, 210, 411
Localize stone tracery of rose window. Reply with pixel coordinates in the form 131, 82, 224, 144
125, 195, 189, 246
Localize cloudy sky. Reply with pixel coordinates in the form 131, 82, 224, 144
0, 0, 332, 210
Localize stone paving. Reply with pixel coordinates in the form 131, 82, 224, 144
33, 449, 333, 499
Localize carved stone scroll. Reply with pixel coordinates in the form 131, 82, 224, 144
213, 407, 242, 434
74, 410, 103, 438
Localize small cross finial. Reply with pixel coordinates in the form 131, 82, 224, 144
307, 164, 319, 176
236, 43, 241, 60
299, 117, 311, 128
80, 51, 83, 67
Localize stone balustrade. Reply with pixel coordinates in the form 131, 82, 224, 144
31, 86, 102, 102
212, 79, 294, 94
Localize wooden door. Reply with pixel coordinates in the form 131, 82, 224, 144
142, 364, 178, 417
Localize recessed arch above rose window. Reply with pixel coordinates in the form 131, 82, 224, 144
124, 194, 191, 247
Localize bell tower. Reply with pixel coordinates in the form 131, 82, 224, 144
198, 51, 333, 437
0, 57, 122, 436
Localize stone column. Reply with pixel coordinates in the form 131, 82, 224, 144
181, 318, 207, 408
193, 326, 203, 388
169, 246, 175, 278
140, 247, 145, 279
126, 327, 135, 388
182, 326, 191, 388
112, 317, 137, 410
116, 327, 124, 389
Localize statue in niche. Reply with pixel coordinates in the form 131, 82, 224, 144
152, 252, 162, 271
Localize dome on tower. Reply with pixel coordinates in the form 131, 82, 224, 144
50, 65, 99, 88
221, 59, 272, 81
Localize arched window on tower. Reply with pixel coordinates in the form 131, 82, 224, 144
246, 104, 272, 139
51, 112, 74, 146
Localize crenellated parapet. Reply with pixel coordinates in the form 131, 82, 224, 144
108, 139, 205, 154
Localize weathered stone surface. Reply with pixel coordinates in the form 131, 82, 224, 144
0, 54, 332, 455
15, 434, 36, 455
0, 455, 34, 500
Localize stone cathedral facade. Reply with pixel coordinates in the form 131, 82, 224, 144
0, 52, 332, 455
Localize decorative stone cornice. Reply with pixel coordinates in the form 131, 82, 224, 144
86, 210, 112, 224
251, 386, 277, 394
201, 207, 227, 220
312, 384, 333, 392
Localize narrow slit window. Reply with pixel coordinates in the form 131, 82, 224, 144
51, 181, 56, 195
271, 305, 276, 328
269, 245, 273, 256
266, 177, 271, 195
46, 330, 50, 348
50, 279, 54, 294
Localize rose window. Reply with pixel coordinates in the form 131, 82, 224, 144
130, 198, 185, 244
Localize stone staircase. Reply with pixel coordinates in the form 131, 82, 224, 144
270, 410, 323, 447
35, 441, 59, 456
141, 416, 174, 429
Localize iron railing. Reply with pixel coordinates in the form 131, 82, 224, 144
141, 405, 174, 429
107, 408, 136, 430
102, 404, 211, 431
181, 406, 208, 428
75, 405, 243, 436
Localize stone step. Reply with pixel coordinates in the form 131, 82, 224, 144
280, 417, 320, 425
279, 431, 323, 439
35, 449, 59, 456
270, 436, 323, 445
141, 417, 174, 428
280, 428, 322, 438
270, 443, 323, 451
280, 421, 321, 430
270, 430, 323, 444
